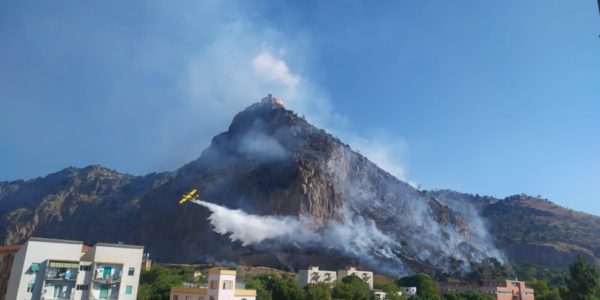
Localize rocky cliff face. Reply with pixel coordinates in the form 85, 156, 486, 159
0, 166, 172, 246
1, 98, 598, 275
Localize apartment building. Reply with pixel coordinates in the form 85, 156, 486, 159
479, 280, 535, 300
441, 280, 535, 300
337, 267, 373, 289
296, 266, 337, 287
3, 237, 144, 300
296, 266, 374, 289
170, 268, 256, 300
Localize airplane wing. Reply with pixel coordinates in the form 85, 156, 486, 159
179, 189, 199, 204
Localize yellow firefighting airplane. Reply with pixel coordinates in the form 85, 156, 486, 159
179, 189, 199, 204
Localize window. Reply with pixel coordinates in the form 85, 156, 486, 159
209, 280, 218, 289
76, 285, 89, 291
27, 283, 34, 293
173, 296, 178, 300
223, 280, 233, 290
80, 265, 91, 271
128, 267, 135, 276
209, 297, 215, 300
126, 285, 133, 295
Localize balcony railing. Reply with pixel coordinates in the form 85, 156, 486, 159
44, 270, 78, 281
41, 295, 75, 300
93, 274, 122, 284
40, 292, 75, 300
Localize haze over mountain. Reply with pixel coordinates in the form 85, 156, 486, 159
1, 97, 598, 276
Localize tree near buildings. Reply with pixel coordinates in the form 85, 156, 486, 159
304, 282, 332, 300
562, 256, 600, 300
333, 275, 375, 300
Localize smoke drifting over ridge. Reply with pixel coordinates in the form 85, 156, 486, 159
192, 200, 412, 275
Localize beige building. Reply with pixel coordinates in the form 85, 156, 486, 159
170, 269, 256, 300
479, 280, 535, 300
296, 266, 337, 287
3, 237, 144, 300
338, 267, 373, 289
297, 266, 374, 290
441, 280, 535, 300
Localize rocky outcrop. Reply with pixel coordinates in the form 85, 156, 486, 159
0, 166, 172, 246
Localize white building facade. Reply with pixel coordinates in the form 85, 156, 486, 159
4, 237, 143, 300
296, 266, 337, 287
170, 269, 256, 300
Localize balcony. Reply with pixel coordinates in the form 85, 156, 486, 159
93, 265, 123, 284
90, 283, 120, 300
41, 281, 75, 300
45, 262, 79, 281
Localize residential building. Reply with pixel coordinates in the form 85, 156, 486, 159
170, 268, 256, 300
440, 280, 535, 300
0, 245, 20, 300
3, 237, 143, 300
296, 266, 337, 287
399, 286, 417, 297
374, 287, 416, 299
337, 267, 373, 289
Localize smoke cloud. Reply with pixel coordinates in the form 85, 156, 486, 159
192, 200, 412, 275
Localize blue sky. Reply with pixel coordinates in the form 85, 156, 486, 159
1, 1, 599, 214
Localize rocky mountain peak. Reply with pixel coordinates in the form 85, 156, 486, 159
4, 96, 598, 275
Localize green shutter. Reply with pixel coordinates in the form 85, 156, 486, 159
103, 267, 111, 276
125, 285, 132, 295
30, 263, 40, 272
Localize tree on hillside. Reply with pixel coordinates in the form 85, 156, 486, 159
267, 274, 304, 300
333, 275, 375, 300
397, 273, 440, 298
137, 265, 194, 300
527, 279, 561, 300
381, 283, 404, 300
246, 273, 303, 300
562, 256, 600, 300
304, 282, 332, 300
245, 274, 273, 300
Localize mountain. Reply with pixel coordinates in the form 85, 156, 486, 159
0, 165, 172, 246
429, 190, 600, 269
0, 96, 598, 276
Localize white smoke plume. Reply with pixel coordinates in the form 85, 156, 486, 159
192, 200, 412, 275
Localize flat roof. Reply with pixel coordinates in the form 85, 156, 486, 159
171, 287, 208, 295
208, 268, 237, 276
17, 237, 143, 250
235, 289, 257, 297
29, 237, 83, 245
95, 242, 144, 250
